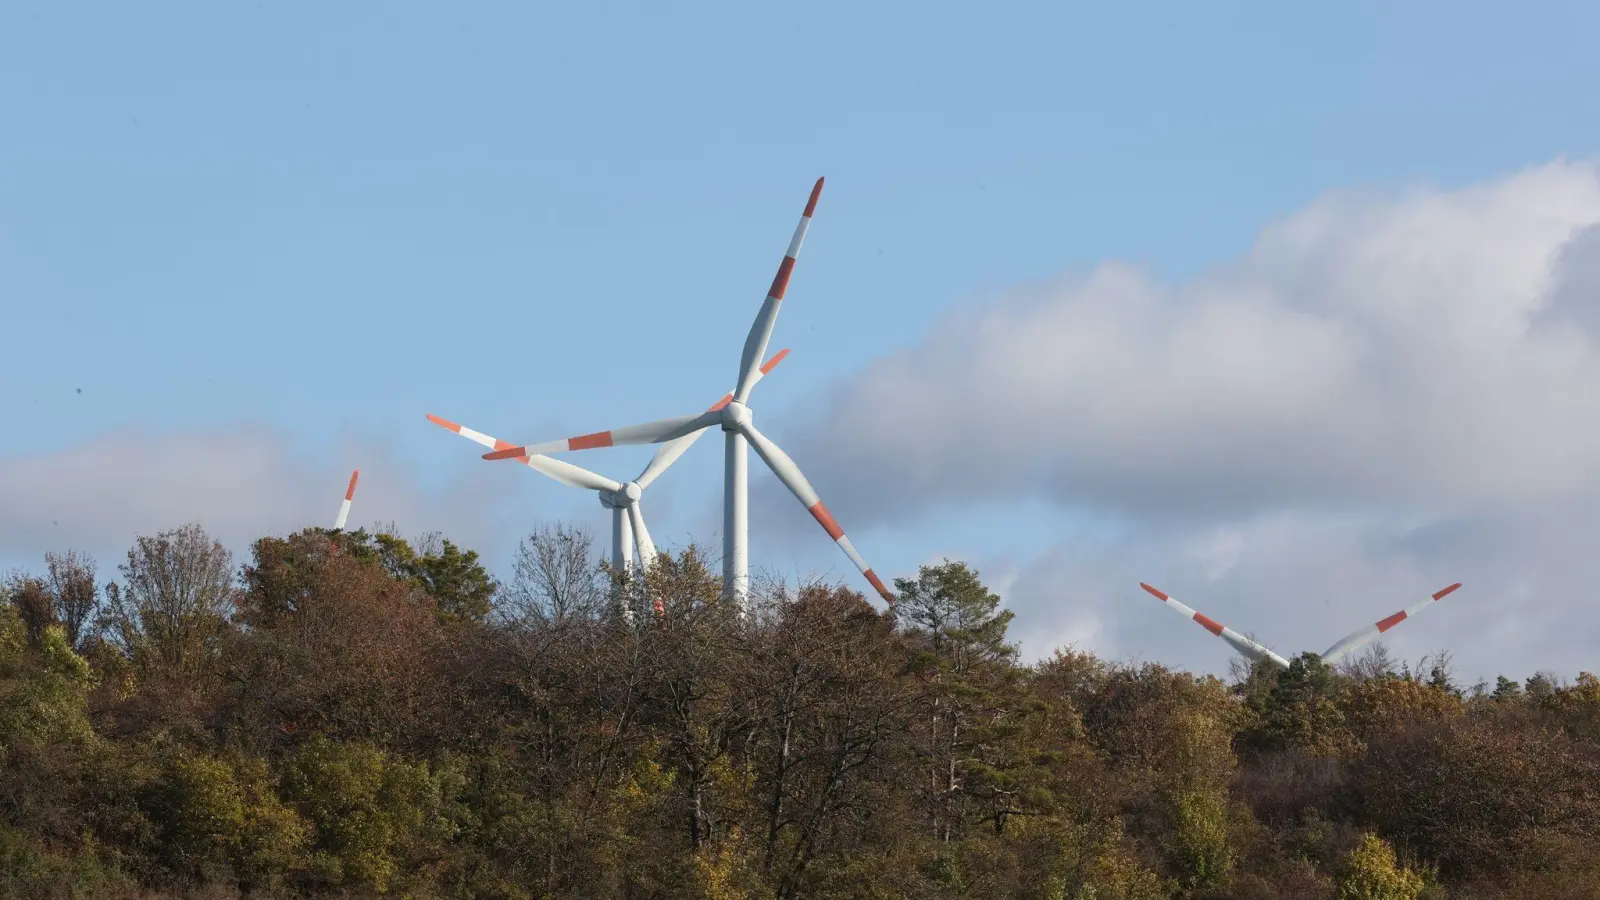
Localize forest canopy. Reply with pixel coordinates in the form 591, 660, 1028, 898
0, 522, 1596, 900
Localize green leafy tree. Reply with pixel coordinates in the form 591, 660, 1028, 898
1491, 675, 1523, 702
281, 736, 462, 893
1240, 653, 1353, 757
893, 560, 1017, 666
1337, 833, 1427, 900
893, 561, 1019, 843
1165, 785, 1233, 892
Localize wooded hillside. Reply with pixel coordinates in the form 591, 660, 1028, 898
1, 523, 1595, 899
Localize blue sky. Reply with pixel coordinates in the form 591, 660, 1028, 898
4, 2, 1600, 680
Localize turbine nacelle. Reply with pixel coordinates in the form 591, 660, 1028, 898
596, 481, 645, 510
600, 481, 644, 508
720, 400, 753, 432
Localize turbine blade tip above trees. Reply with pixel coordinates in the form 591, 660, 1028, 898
865, 569, 894, 603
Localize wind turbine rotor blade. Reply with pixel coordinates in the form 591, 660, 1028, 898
1320, 582, 1462, 664
717, 348, 791, 409
636, 349, 793, 489
483, 410, 719, 460
629, 501, 666, 618
333, 469, 359, 531
739, 421, 894, 604
426, 414, 620, 492
636, 427, 712, 490
518, 455, 624, 493
426, 413, 519, 454
1138, 583, 1291, 668
733, 180, 822, 404
628, 501, 657, 567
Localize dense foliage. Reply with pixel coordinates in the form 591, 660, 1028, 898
0, 523, 1596, 899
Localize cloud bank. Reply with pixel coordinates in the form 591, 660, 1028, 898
773, 159, 1600, 680
0, 425, 517, 575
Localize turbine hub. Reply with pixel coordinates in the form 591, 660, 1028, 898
720, 400, 752, 431
622, 481, 642, 503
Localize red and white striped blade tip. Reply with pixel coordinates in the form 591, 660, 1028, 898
804, 177, 824, 216
345, 470, 360, 499
484, 427, 623, 459
425, 413, 460, 431
866, 570, 894, 603
762, 347, 791, 373
1139, 583, 1169, 601
712, 348, 792, 411
1433, 582, 1462, 600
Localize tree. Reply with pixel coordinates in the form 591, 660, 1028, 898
230, 531, 446, 748
5, 573, 56, 648
1240, 653, 1353, 758
643, 549, 745, 853
1347, 714, 1600, 878
45, 550, 99, 651
893, 561, 1023, 844
358, 529, 498, 626
1335, 643, 1397, 682
391, 534, 497, 626
269, 527, 499, 627
1491, 675, 1523, 702
742, 584, 910, 898
506, 523, 605, 625
1525, 671, 1558, 701
0, 604, 97, 851
1080, 663, 1241, 891
101, 524, 235, 681
1336, 833, 1427, 900
1339, 675, 1462, 750
1419, 650, 1461, 700
12, 523, 1600, 899
280, 736, 462, 893
892, 560, 1016, 666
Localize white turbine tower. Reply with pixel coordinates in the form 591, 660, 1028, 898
484, 178, 894, 609
1134, 581, 1463, 669
425, 348, 789, 607
332, 469, 359, 531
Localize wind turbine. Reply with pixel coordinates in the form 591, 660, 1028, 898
483, 178, 894, 609
1135, 581, 1462, 669
425, 348, 789, 605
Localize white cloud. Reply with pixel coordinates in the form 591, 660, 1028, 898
766, 159, 1600, 681
0, 425, 517, 576
779, 160, 1600, 525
